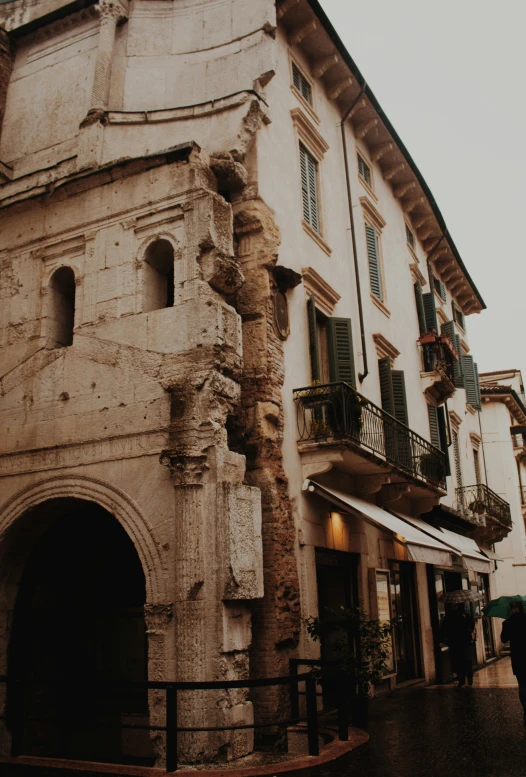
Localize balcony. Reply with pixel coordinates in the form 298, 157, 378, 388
419, 334, 457, 405
293, 382, 447, 497
456, 483, 512, 542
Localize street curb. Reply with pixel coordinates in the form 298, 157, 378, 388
0, 729, 369, 777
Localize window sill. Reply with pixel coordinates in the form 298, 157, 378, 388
359, 175, 378, 203
370, 293, 391, 318
466, 403, 477, 415
302, 220, 332, 256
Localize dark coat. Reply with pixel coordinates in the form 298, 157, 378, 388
501, 611, 526, 677
440, 610, 475, 649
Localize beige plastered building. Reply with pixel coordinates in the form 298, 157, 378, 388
0, 0, 516, 768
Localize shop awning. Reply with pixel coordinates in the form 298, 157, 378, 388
303, 480, 454, 567
480, 548, 504, 562
392, 511, 492, 574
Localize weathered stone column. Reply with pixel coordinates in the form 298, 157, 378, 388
78, 0, 127, 168
233, 199, 302, 737
89, 0, 127, 118
0, 28, 14, 133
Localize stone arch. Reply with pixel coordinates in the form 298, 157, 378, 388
137, 233, 181, 313
0, 474, 168, 604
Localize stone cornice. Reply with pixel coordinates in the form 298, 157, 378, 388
290, 107, 329, 160
302, 266, 340, 316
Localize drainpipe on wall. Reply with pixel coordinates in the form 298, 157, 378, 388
340, 85, 368, 382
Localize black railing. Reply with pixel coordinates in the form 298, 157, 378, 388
294, 382, 447, 488
0, 669, 349, 773
521, 486, 526, 506
456, 484, 512, 527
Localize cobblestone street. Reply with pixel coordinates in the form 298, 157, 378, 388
290, 658, 525, 777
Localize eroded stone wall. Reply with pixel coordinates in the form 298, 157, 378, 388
233, 200, 301, 734
0, 147, 264, 765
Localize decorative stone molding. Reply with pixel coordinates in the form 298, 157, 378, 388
470, 433, 482, 450
449, 410, 463, 431
144, 603, 174, 636
290, 107, 329, 161
302, 267, 340, 316
373, 333, 400, 363
159, 451, 209, 486
359, 196, 386, 231
409, 262, 426, 287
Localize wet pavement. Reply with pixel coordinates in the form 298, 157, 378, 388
289, 658, 526, 777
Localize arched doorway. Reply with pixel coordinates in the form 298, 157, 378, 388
6, 498, 152, 765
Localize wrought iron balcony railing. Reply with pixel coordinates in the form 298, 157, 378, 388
456, 484, 512, 527
293, 381, 447, 489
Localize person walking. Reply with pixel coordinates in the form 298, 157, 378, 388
440, 603, 475, 688
501, 599, 526, 719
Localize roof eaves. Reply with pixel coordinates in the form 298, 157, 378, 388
306, 0, 486, 311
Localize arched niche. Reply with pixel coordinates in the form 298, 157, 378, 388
47, 266, 76, 348
142, 239, 175, 312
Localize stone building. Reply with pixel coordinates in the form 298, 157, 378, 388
0, 0, 514, 769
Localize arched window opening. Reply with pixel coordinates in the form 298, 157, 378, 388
49, 266, 76, 348
143, 239, 175, 312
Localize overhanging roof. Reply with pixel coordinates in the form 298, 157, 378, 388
302, 0, 485, 313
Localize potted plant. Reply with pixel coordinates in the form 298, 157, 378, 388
418, 332, 438, 346
304, 605, 392, 728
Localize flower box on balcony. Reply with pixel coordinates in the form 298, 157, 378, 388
418, 333, 437, 346
439, 335, 459, 362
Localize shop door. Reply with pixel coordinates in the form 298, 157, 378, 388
315, 549, 359, 706
476, 573, 495, 659
389, 562, 422, 683
427, 567, 469, 683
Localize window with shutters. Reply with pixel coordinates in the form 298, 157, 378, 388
299, 144, 320, 233
414, 281, 426, 335
427, 404, 451, 475
473, 448, 481, 484
365, 223, 383, 301
441, 321, 464, 387
357, 154, 372, 187
432, 274, 447, 302
406, 224, 415, 250
292, 62, 313, 105
307, 297, 356, 387
452, 303, 466, 331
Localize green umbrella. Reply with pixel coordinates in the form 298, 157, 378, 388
483, 595, 526, 619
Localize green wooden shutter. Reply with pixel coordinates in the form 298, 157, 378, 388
433, 275, 446, 302
328, 318, 356, 387
463, 355, 479, 408
300, 145, 319, 231
437, 405, 451, 476
307, 296, 320, 382
441, 320, 454, 342
422, 292, 437, 332
391, 370, 409, 426
473, 362, 482, 410
427, 404, 440, 449
365, 224, 382, 300
462, 356, 482, 410
378, 357, 394, 416
414, 282, 427, 335
442, 322, 464, 388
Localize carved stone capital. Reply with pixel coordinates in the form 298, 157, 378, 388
160, 451, 209, 486
144, 603, 173, 636
96, 0, 128, 22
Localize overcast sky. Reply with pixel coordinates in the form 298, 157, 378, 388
320, 0, 526, 379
